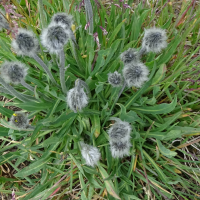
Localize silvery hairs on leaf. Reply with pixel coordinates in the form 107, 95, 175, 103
66, 79, 89, 113
12, 28, 39, 57
10, 112, 29, 130
120, 48, 139, 64
142, 27, 167, 53
123, 62, 149, 88
51, 13, 73, 29
0, 8, 9, 31
40, 22, 70, 54
0, 61, 27, 84
108, 117, 132, 143
80, 141, 101, 167
108, 71, 122, 87
110, 140, 131, 158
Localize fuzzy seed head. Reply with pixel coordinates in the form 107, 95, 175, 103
142, 27, 167, 53
108, 118, 132, 142
52, 13, 73, 29
80, 142, 101, 167
120, 48, 139, 64
0, 61, 27, 84
108, 71, 122, 87
41, 22, 69, 54
123, 62, 149, 88
11, 28, 39, 57
66, 82, 89, 113
0, 9, 9, 31
10, 112, 29, 130
110, 140, 131, 158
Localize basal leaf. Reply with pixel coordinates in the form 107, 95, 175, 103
157, 139, 177, 158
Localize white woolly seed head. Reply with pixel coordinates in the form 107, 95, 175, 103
110, 140, 131, 158
120, 48, 139, 64
108, 71, 122, 87
40, 22, 70, 54
142, 27, 167, 53
0, 61, 27, 84
80, 142, 101, 167
123, 62, 149, 88
108, 118, 132, 143
66, 86, 89, 113
51, 13, 73, 29
10, 111, 29, 130
11, 28, 39, 57
0, 8, 9, 31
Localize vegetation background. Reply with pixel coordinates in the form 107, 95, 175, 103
0, 0, 200, 199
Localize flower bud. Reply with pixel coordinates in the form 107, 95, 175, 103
40, 22, 70, 54
142, 27, 167, 53
51, 13, 73, 29
108, 118, 131, 142
120, 48, 139, 64
110, 140, 131, 158
80, 141, 101, 167
66, 79, 89, 113
10, 112, 29, 130
123, 62, 149, 88
0, 61, 27, 84
0, 8, 9, 31
108, 71, 122, 87
11, 28, 39, 57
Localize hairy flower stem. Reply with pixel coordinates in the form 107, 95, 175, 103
84, 0, 94, 34
117, 81, 127, 99
101, 82, 127, 128
0, 86, 38, 101
20, 80, 52, 102
138, 47, 146, 57
32, 54, 60, 87
59, 49, 67, 95
38, 0, 46, 28
0, 77, 34, 102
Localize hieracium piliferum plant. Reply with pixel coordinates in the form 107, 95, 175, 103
0, 1, 199, 199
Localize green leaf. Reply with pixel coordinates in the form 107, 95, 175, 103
50, 112, 77, 127
157, 139, 177, 158
163, 130, 183, 141
123, 193, 141, 200
157, 36, 181, 66
108, 20, 125, 46
98, 164, 121, 199
142, 149, 167, 182
95, 82, 104, 94
15, 157, 50, 177
0, 127, 9, 136
46, 99, 61, 118
14, 102, 53, 112
131, 96, 177, 114
30, 123, 43, 142
152, 64, 167, 85
118, 103, 140, 123
0, 106, 14, 117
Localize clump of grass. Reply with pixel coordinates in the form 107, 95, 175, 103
0, 0, 200, 199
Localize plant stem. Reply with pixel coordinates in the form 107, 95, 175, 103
59, 49, 67, 95
21, 79, 35, 92
102, 82, 127, 128
2, 88, 37, 102
84, 0, 94, 34
32, 54, 60, 87
38, 0, 46, 29
0, 77, 33, 102
138, 47, 146, 58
